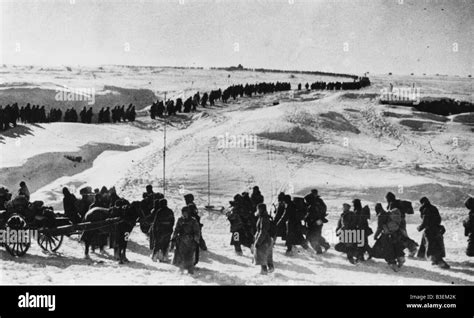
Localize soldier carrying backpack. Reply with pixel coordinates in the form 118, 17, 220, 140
335, 203, 359, 264
385, 192, 418, 257
372, 203, 406, 271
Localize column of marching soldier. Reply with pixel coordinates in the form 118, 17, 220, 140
0, 103, 138, 129
3, 181, 473, 276
0, 76, 370, 130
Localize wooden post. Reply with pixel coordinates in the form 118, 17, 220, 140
205, 147, 214, 209
207, 147, 210, 206
163, 91, 167, 196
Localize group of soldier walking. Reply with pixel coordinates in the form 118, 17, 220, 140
0, 102, 137, 130
225, 187, 474, 274
2, 181, 473, 276
1, 76, 369, 130
298, 76, 371, 91
143, 187, 207, 274
57, 183, 474, 275
149, 81, 292, 119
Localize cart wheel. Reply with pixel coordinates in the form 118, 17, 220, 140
37, 233, 64, 252
4, 214, 31, 257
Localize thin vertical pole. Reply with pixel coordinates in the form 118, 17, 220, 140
207, 147, 210, 206
163, 91, 167, 196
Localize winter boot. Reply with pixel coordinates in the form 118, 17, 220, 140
397, 256, 406, 268
234, 245, 243, 256
161, 251, 170, 263
389, 263, 399, 272
323, 242, 331, 252
285, 246, 293, 256
156, 250, 164, 262
408, 246, 417, 258
437, 260, 450, 269
268, 264, 275, 273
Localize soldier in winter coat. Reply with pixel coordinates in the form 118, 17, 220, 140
335, 203, 359, 264
464, 197, 474, 257
385, 192, 418, 256
273, 192, 287, 241
227, 194, 254, 255
372, 203, 405, 271
254, 203, 274, 275
171, 206, 201, 274
416, 197, 449, 269
184, 194, 207, 251
304, 193, 330, 254
353, 199, 373, 261
250, 186, 264, 212
62, 187, 80, 223
150, 199, 175, 263
17, 181, 30, 202
278, 195, 309, 255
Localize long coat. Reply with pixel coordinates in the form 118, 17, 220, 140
417, 203, 446, 259
274, 202, 287, 240
149, 207, 175, 252
305, 202, 330, 252
250, 191, 264, 211
227, 207, 253, 248
371, 211, 405, 263
63, 193, 79, 223
278, 202, 305, 246
335, 211, 358, 256
254, 214, 273, 266
388, 200, 418, 251
464, 210, 474, 257
172, 216, 201, 270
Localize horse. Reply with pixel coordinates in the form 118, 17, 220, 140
81, 199, 143, 264
81, 207, 112, 259
112, 200, 142, 264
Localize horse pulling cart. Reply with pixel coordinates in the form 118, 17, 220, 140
0, 203, 122, 257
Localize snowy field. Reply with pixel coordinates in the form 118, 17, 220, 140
0, 66, 473, 285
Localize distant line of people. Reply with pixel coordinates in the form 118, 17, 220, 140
149, 81, 292, 119
97, 105, 136, 123
1, 76, 371, 130
298, 76, 371, 91
0, 103, 137, 130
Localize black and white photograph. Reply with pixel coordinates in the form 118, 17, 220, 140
0, 0, 473, 315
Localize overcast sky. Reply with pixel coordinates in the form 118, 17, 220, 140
1, 0, 472, 75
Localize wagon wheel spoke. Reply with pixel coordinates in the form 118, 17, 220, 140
5, 214, 30, 257
12, 243, 19, 256
52, 235, 63, 251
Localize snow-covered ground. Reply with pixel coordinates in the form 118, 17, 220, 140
0, 67, 473, 285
